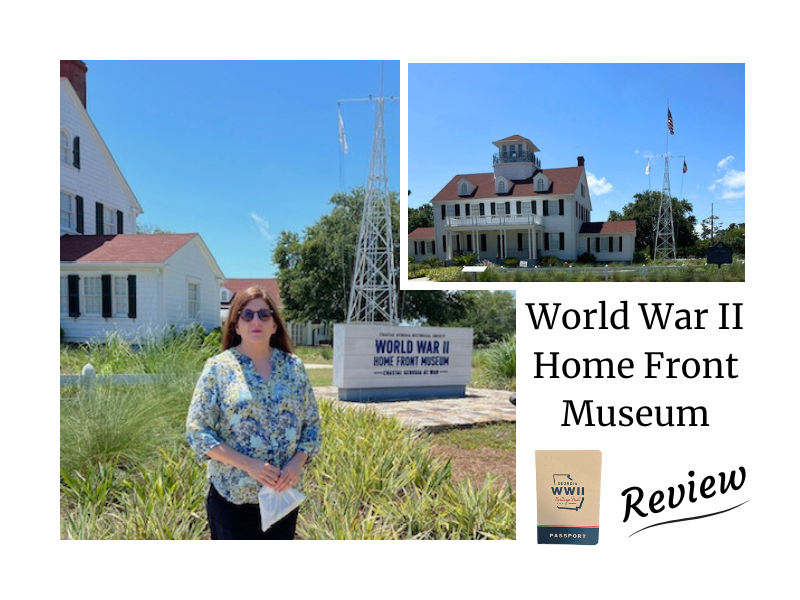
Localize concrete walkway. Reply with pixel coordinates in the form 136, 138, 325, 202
314, 386, 516, 432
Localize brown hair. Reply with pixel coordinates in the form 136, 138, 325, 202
222, 286, 294, 354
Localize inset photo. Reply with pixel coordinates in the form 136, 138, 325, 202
407, 63, 744, 283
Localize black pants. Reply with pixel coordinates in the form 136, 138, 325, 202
206, 484, 299, 540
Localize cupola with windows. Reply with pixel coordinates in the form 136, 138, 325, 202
492, 135, 541, 180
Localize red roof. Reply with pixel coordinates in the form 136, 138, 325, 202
60, 234, 196, 263
431, 167, 584, 202
579, 220, 636, 234
222, 278, 283, 308
408, 227, 435, 239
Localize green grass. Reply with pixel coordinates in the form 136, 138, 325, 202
430, 423, 516, 451
421, 263, 745, 282
471, 335, 516, 391
60, 334, 516, 539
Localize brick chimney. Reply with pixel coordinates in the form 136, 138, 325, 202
577, 156, 585, 167
61, 60, 88, 108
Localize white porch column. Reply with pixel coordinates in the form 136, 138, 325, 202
474, 229, 479, 260
446, 231, 453, 260
528, 229, 533, 260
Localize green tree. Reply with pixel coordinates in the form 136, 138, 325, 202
274, 188, 458, 325
455, 291, 516, 346
408, 202, 434, 233
608, 191, 698, 256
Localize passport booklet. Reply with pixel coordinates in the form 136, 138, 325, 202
535, 449, 602, 545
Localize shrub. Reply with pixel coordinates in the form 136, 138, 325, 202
633, 250, 650, 264
424, 257, 444, 268
537, 255, 562, 268
453, 253, 478, 267
503, 257, 519, 268
577, 252, 597, 264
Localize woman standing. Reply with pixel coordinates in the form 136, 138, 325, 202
186, 286, 321, 539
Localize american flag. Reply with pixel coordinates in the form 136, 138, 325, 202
667, 108, 674, 135
683, 159, 687, 173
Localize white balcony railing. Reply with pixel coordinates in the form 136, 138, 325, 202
445, 213, 544, 228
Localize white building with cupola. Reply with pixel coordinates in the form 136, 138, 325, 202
411, 135, 636, 264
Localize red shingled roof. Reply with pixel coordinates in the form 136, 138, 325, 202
579, 220, 636, 234
60, 234, 197, 263
432, 167, 584, 202
222, 278, 283, 308
408, 227, 435, 239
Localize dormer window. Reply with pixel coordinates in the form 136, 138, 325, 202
537, 179, 544, 191
460, 183, 468, 196
498, 180, 506, 194
61, 130, 70, 164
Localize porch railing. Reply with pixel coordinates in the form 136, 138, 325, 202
445, 213, 543, 228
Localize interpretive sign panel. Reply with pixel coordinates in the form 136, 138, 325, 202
333, 323, 473, 401
707, 241, 733, 268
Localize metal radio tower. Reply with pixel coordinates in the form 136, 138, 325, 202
341, 65, 399, 324
654, 100, 677, 260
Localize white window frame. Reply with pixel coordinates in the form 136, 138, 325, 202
83, 276, 102, 316
460, 183, 467, 195
498, 180, 506, 193
188, 281, 200, 319
61, 191, 73, 230
114, 277, 129, 317
103, 206, 116, 234
60, 277, 69, 315
61, 129, 70, 164
537, 178, 544, 191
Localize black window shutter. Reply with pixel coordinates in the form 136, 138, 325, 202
596, 237, 600, 252
490, 202, 496, 216
432, 241, 435, 255
587, 238, 590, 252
101, 275, 112, 318
619, 236, 623, 252
117, 210, 123, 234
516, 201, 521, 215
560, 232, 565, 250
532, 200, 536, 215
455, 204, 460, 217
467, 235, 472, 252
441, 205, 446, 220
479, 203, 485, 216
465, 204, 470, 217
543, 201, 549, 216
414, 242, 418, 254
128, 275, 137, 319
73, 136, 81, 169
442, 235, 446, 253
505, 202, 511, 215
544, 235, 550, 251
609, 237, 613, 252
559, 199, 564, 215
68, 275, 80, 317
96, 202, 104, 234
517, 233, 523, 251
76, 196, 84, 234
481, 234, 487, 252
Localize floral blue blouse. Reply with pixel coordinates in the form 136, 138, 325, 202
186, 347, 322, 505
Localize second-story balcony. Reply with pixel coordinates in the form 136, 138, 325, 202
445, 213, 544, 228
493, 150, 541, 168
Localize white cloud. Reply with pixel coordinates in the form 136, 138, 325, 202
250, 212, 275, 244
717, 156, 735, 170
586, 172, 613, 196
634, 150, 639, 155
712, 168, 745, 201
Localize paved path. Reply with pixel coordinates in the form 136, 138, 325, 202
314, 386, 516, 432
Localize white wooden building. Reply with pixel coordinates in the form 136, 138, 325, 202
423, 135, 636, 263
408, 227, 436, 262
221, 279, 332, 347
60, 60, 225, 342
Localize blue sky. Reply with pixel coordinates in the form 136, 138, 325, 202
83, 60, 400, 278
408, 64, 745, 232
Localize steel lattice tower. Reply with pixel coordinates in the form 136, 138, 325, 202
346, 93, 398, 324
654, 101, 677, 260
654, 155, 677, 260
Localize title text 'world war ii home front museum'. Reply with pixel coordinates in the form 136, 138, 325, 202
416, 135, 636, 264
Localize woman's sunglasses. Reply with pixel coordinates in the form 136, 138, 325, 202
238, 308, 274, 322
